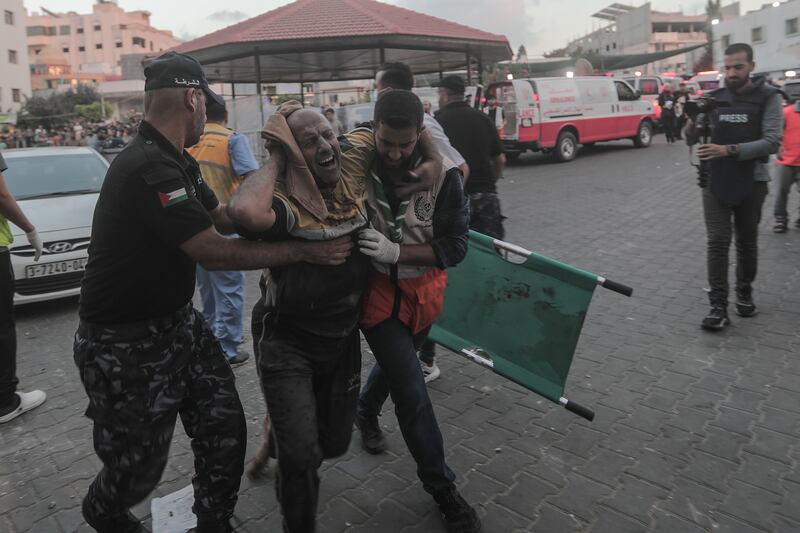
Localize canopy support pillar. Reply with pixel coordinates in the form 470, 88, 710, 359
254, 52, 264, 126
466, 51, 472, 85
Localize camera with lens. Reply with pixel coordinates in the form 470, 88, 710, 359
685, 96, 728, 188
684, 96, 718, 139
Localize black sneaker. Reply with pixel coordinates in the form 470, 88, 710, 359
355, 412, 387, 454
228, 350, 250, 367
82, 497, 144, 533
774, 219, 788, 233
735, 294, 759, 317
434, 488, 482, 533
701, 307, 730, 331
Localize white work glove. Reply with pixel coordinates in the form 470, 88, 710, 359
26, 229, 43, 262
358, 228, 400, 264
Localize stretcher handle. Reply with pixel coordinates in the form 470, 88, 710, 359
597, 277, 633, 297
560, 397, 595, 421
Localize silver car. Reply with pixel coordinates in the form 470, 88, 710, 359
4, 146, 108, 305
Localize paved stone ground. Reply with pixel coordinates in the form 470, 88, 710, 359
2, 136, 800, 533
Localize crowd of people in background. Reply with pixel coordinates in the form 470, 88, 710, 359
0, 112, 143, 152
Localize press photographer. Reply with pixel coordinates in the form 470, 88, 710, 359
685, 43, 783, 331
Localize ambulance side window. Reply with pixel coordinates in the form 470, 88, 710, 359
615, 81, 636, 101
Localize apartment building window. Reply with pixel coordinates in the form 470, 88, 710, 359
119, 24, 127, 30
62, 47, 69, 53
752, 26, 764, 43
8, 50, 17, 64
76, 27, 84, 34
149, 41, 154, 51
787, 18, 799, 36
12, 89, 21, 103
115, 41, 122, 48
96, 43, 103, 49
4, 9, 14, 25
79, 46, 85, 52
132, 36, 146, 47
60, 24, 70, 35
94, 24, 101, 31
722, 34, 731, 48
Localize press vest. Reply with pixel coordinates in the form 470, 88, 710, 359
709, 81, 779, 205
187, 122, 239, 204
360, 156, 456, 334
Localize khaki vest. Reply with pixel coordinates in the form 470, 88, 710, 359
365, 157, 455, 279
187, 122, 239, 204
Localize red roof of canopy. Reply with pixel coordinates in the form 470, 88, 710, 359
166, 0, 511, 83
172, 0, 508, 54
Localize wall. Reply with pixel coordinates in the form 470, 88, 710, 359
25, 1, 180, 79
0, 0, 32, 114
713, 0, 800, 79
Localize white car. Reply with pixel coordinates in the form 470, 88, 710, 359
4, 146, 108, 305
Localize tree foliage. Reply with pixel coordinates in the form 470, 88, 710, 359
18, 84, 100, 129
75, 101, 113, 122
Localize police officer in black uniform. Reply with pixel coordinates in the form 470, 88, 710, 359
688, 43, 784, 331
74, 52, 353, 533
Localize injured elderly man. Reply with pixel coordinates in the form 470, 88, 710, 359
227, 101, 440, 533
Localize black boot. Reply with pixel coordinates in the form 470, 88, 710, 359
355, 412, 387, 454
434, 488, 482, 533
82, 496, 144, 533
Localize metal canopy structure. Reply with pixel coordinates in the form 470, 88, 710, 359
592, 3, 634, 21
169, 0, 512, 85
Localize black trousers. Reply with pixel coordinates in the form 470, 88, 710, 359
259, 325, 361, 533
73, 307, 246, 530
0, 251, 17, 412
358, 318, 456, 495
703, 182, 768, 307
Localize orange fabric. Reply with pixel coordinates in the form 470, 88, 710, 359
360, 268, 448, 334
778, 104, 800, 167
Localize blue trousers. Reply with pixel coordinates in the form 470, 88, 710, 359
196, 266, 245, 359
358, 318, 456, 495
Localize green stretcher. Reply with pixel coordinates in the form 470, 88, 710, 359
428, 231, 633, 421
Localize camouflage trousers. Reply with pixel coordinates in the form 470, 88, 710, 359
468, 192, 506, 240
257, 313, 361, 533
73, 304, 246, 529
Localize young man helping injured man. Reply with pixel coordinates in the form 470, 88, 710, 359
229, 99, 475, 532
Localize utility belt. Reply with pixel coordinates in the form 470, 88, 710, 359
77, 303, 192, 343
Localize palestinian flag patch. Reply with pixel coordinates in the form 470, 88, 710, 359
158, 188, 189, 208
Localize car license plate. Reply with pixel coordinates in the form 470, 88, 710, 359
25, 258, 88, 278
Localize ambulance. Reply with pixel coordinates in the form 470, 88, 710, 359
691, 71, 724, 94
485, 77, 654, 162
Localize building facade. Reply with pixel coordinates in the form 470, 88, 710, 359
0, 0, 32, 116
25, 0, 180, 86
565, 2, 708, 75
713, 0, 800, 80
